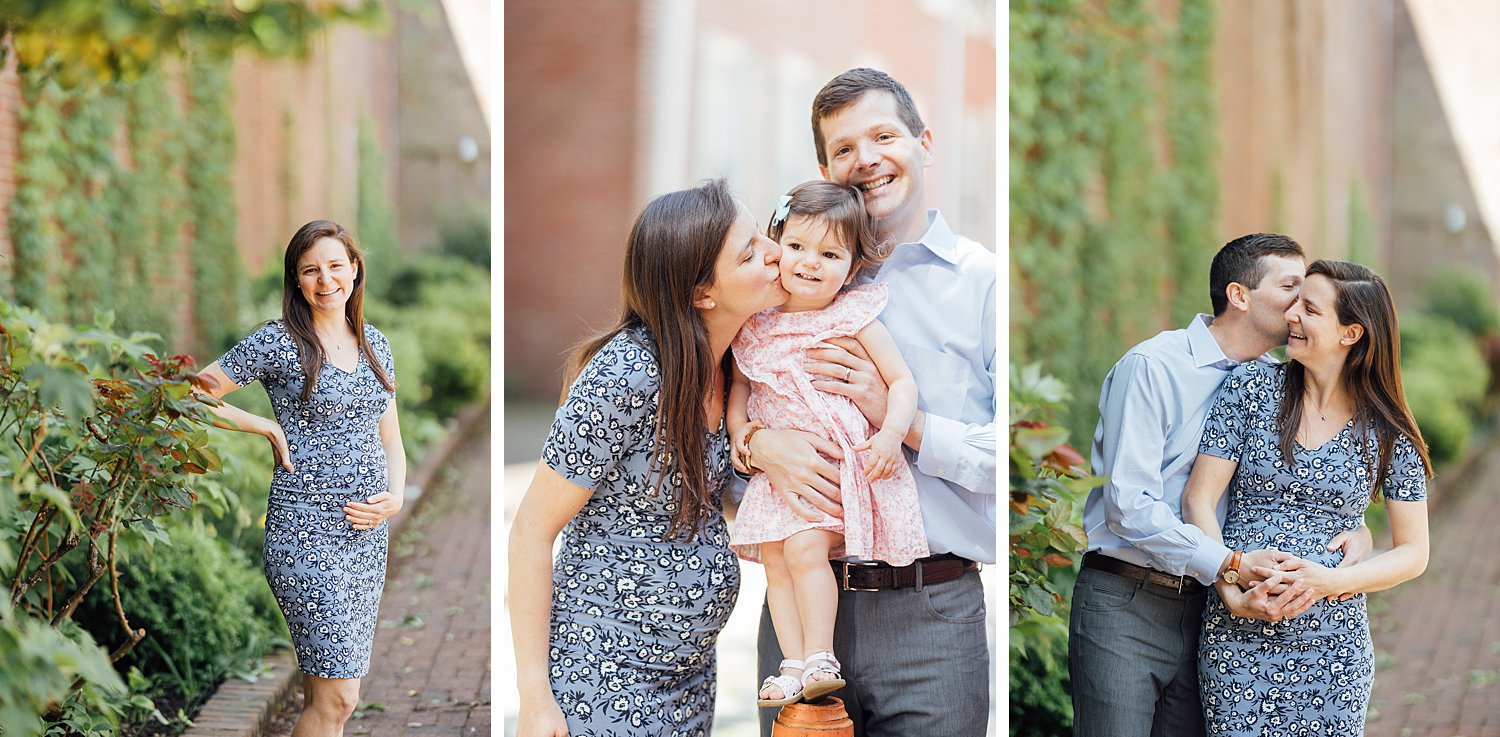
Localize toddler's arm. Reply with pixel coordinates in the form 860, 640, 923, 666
728, 362, 759, 474
850, 321, 917, 481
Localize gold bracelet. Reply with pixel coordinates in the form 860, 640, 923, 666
742, 422, 765, 470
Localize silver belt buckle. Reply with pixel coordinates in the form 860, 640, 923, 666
841, 561, 884, 592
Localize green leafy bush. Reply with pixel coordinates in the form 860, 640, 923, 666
0, 600, 124, 737
1010, 636, 1073, 737
1009, 364, 1096, 737
81, 521, 286, 702
0, 302, 221, 731
438, 207, 491, 269
370, 256, 491, 418
1400, 313, 1488, 464
1009, 364, 1099, 623
1425, 269, 1500, 339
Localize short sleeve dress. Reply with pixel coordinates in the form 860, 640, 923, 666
1196, 361, 1427, 736
542, 328, 740, 736
217, 319, 396, 679
729, 285, 928, 566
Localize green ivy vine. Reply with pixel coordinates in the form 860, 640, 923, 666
1011, 0, 1223, 446
184, 57, 247, 357
357, 114, 400, 296
5, 56, 241, 358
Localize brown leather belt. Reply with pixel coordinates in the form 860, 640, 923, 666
1082, 551, 1205, 595
832, 553, 979, 592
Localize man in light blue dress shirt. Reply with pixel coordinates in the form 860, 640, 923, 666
746, 68, 995, 737
1069, 234, 1372, 737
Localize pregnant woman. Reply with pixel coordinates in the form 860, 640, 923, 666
510, 178, 789, 736
196, 220, 405, 736
1184, 259, 1431, 735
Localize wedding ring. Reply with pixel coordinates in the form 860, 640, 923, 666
843, 366, 852, 382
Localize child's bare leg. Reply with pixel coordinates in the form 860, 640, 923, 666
760, 541, 803, 699
782, 528, 842, 684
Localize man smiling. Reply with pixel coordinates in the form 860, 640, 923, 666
746, 67, 996, 737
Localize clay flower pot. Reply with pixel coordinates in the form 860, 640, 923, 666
772, 696, 854, 736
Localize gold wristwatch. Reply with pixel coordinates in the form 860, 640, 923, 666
1221, 550, 1243, 585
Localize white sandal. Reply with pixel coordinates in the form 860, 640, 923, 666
800, 650, 846, 701
757, 658, 804, 707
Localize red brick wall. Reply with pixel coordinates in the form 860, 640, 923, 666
229, 24, 401, 276
504, 0, 646, 400
1214, 0, 1393, 259
504, 0, 996, 402
396, 3, 491, 253
0, 53, 20, 269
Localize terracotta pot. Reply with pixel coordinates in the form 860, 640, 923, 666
773, 696, 854, 736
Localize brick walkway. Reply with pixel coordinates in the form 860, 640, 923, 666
272, 417, 492, 736
1367, 444, 1500, 737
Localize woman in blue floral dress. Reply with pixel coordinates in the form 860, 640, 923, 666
197, 220, 405, 737
1184, 260, 1432, 736
509, 179, 790, 737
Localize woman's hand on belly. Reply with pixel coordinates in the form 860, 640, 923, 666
344, 490, 403, 531
1250, 558, 1350, 605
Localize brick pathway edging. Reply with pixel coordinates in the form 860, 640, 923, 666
181, 399, 491, 737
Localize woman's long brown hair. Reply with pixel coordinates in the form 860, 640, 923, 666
1276, 260, 1433, 496
282, 219, 395, 402
564, 179, 738, 541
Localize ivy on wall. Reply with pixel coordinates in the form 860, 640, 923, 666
5, 57, 240, 357
1011, 0, 1222, 446
1164, 0, 1222, 322
357, 114, 400, 295
184, 58, 247, 357
9, 72, 66, 314
116, 68, 188, 338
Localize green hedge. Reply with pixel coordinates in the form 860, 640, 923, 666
1400, 313, 1489, 465
79, 521, 287, 705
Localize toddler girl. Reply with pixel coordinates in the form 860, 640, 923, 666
728, 180, 928, 707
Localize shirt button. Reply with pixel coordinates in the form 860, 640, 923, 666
937, 466, 945, 476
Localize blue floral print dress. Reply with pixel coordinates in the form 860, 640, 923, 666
1197, 362, 1427, 736
218, 319, 396, 679
542, 328, 740, 736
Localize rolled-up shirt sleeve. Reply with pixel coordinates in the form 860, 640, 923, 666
1097, 354, 1230, 584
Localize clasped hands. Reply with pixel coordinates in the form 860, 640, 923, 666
1221, 534, 1365, 623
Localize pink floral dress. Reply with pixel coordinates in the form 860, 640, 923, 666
729, 284, 929, 566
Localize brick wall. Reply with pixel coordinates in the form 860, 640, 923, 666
397, 3, 491, 253
229, 24, 401, 276
503, 0, 997, 402
504, 0, 646, 400
1388, 0, 1496, 309
1214, 0, 1394, 260
0, 52, 20, 270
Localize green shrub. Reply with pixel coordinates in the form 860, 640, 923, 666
437, 206, 490, 269
383, 255, 488, 309
369, 257, 490, 418
1400, 313, 1488, 464
82, 521, 287, 701
1010, 636, 1073, 737
1425, 269, 1500, 339
0, 601, 124, 737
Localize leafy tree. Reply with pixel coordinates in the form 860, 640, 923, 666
0, 0, 382, 86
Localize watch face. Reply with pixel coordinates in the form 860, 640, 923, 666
1223, 570, 1240, 585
